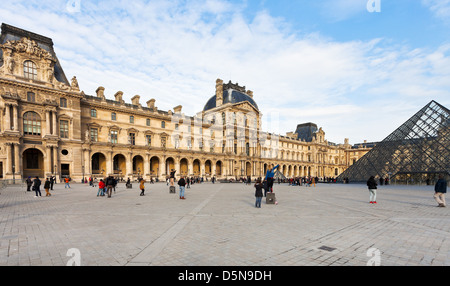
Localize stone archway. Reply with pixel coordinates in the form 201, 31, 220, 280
91, 152, 106, 176
22, 148, 45, 179
180, 158, 189, 176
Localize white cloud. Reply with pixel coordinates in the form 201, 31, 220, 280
1, 0, 449, 144
423, 0, 450, 20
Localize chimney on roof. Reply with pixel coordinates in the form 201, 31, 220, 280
216, 78, 223, 107
114, 91, 124, 103
147, 99, 156, 109
131, 95, 141, 106
96, 86, 105, 99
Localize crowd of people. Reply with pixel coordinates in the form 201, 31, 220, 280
21, 170, 447, 209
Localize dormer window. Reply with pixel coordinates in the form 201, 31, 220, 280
24, 60, 38, 80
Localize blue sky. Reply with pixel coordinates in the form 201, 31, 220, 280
1, 0, 449, 143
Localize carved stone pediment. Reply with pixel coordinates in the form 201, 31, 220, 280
3, 37, 54, 60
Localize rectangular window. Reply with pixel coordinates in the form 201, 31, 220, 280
130, 116, 134, 124
111, 130, 118, 144
27, 92, 36, 102
60, 98, 67, 108
111, 112, 116, 121
146, 135, 152, 146
146, 118, 151, 126
90, 128, 98, 142
60, 120, 69, 139
91, 109, 97, 118
129, 133, 135, 145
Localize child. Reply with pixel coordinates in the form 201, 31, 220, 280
254, 178, 263, 208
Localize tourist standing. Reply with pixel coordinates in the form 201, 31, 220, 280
254, 178, 263, 208
434, 174, 447, 207
265, 164, 279, 193
44, 177, 51, 197
178, 176, 186, 199
33, 176, 42, 197
170, 169, 176, 186
367, 176, 378, 204
50, 176, 55, 190
139, 179, 146, 196
64, 177, 71, 188
97, 179, 105, 196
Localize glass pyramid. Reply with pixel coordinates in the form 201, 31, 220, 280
338, 100, 450, 184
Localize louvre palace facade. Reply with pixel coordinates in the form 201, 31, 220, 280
0, 24, 371, 182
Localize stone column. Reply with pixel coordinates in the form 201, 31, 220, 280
84, 149, 91, 175
45, 146, 52, 176
52, 111, 57, 136
126, 152, 133, 177
188, 160, 193, 176
4, 104, 11, 131
12, 105, 18, 132
5, 143, 12, 174
200, 160, 205, 178
45, 111, 51, 136
53, 146, 58, 174
144, 154, 150, 179
106, 151, 112, 176
14, 143, 20, 175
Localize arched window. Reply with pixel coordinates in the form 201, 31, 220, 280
24, 61, 38, 80
23, 111, 41, 136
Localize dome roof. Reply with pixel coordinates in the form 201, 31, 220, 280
203, 89, 259, 111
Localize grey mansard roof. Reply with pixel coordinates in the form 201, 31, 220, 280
203, 89, 259, 112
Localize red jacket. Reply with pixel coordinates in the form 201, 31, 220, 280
99, 181, 105, 189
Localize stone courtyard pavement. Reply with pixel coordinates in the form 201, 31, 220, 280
0, 181, 448, 266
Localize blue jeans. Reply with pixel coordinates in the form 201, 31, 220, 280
255, 197, 262, 208
65, 183, 70, 188
179, 186, 185, 198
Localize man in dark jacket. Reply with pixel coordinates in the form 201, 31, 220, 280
106, 176, 115, 198
434, 174, 447, 207
178, 176, 186, 200
44, 177, 52, 197
367, 176, 378, 204
33, 176, 42, 197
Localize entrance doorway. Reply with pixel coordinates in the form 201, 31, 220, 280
61, 164, 70, 178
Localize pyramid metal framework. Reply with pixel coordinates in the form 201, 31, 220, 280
337, 100, 450, 183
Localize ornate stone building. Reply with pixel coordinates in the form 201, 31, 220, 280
0, 24, 371, 182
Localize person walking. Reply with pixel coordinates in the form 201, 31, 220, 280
178, 176, 186, 199
434, 174, 447, 207
254, 178, 263, 208
97, 179, 105, 196
33, 176, 42, 197
44, 177, 52, 197
106, 176, 115, 198
26, 176, 32, 192
139, 179, 146, 196
367, 176, 378, 204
